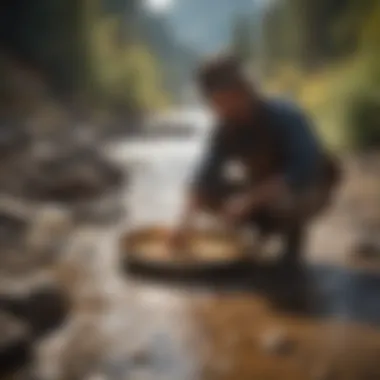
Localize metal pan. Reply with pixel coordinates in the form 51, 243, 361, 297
120, 226, 252, 281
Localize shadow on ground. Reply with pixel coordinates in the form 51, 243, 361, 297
125, 260, 380, 327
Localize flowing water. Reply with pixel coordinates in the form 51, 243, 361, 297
34, 125, 380, 380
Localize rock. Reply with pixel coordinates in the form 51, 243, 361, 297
0, 312, 32, 376
130, 349, 152, 367
259, 328, 296, 355
0, 277, 70, 339
0, 199, 70, 275
129, 369, 153, 380
0, 197, 33, 274
56, 318, 105, 380
352, 235, 380, 261
20, 284, 69, 338
26, 205, 73, 255
87, 373, 109, 380
72, 194, 125, 225
0, 125, 31, 159
28, 147, 125, 203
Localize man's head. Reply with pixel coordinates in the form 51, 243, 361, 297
197, 55, 258, 123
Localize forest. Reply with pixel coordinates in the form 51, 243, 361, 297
0, 0, 194, 135
0, 0, 379, 149
231, 0, 380, 151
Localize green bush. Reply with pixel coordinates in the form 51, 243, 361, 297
347, 93, 380, 150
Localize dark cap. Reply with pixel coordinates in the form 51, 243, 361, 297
196, 54, 247, 95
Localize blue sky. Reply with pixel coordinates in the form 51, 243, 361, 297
143, 0, 174, 13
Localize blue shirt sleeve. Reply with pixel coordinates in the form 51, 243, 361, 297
273, 103, 322, 191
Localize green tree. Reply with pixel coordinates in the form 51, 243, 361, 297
231, 14, 255, 63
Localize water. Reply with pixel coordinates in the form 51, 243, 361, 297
36, 128, 380, 380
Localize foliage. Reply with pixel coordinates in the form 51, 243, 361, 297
260, 0, 380, 151
0, 0, 171, 117
231, 14, 255, 63
347, 93, 380, 151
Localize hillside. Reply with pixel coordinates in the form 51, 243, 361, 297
166, 0, 261, 54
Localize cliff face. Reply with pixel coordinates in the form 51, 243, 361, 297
165, 0, 260, 54
133, 9, 199, 101
130, 0, 261, 100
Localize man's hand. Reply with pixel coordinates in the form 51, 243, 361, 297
166, 228, 187, 251
222, 193, 254, 226
222, 176, 287, 226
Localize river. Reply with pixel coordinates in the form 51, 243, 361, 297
34, 122, 380, 380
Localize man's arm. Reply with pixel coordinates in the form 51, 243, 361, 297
223, 106, 322, 223
171, 129, 225, 241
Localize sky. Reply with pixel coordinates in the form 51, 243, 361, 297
143, 0, 174, 13
144, 0, 267, 13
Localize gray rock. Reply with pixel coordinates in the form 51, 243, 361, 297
0, 276, 70, 339
0, 312, 32, 376
0, 125, 31, 159
72, 193, 126, 225
352, 235, 380, 261
28, 147, 125, 203
311, 365, 335, 380
0, 200, 71, 276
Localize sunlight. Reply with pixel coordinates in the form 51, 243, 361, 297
144, 0, 174, 13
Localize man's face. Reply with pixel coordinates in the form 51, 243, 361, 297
207, 87, 254, 123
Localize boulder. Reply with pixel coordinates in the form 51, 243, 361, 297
351, 231, 380, 262
28, 147, 125, 203
0, 199, 71, 276
0, 312, 32, 376
0, 276, 70, 339
0, 197, 32, 275
0, 124, 31, 159
72, 194, 126, 225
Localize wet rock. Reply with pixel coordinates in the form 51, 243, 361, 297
0, 197, 33, 274
72, 193, 125, 225
0, 125, 35, 197
28, 146, 126, 203
0, 312, 32, 376
352, 234, 380, 261
26, 205, 73, 256
0, 277, 70, 339
129, 369, 153, 380
87, 373, 109, 380
0, 199, 72, 275
130, 349, 152, 367
0, 208, 29, 245
0, 125, 31, 159
259, 328, 296, 355
20, 284, 70, 338
57, 318, 106, 380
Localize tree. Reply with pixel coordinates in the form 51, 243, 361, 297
231, 14, 255, 63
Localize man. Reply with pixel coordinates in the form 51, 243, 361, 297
172, 55, 340, 265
